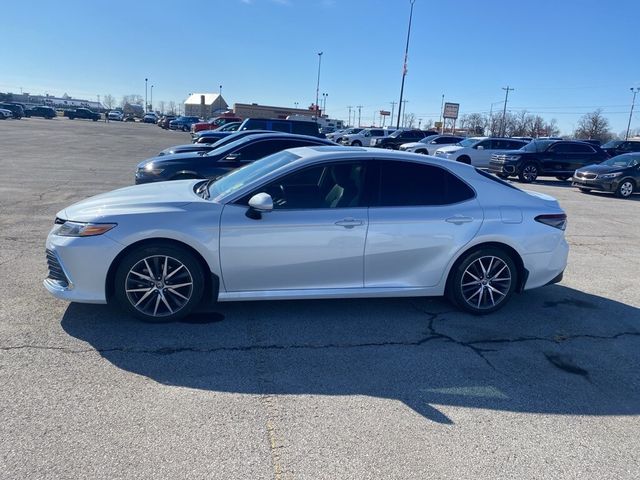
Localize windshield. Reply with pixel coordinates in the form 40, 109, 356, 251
420, 135, 439, 144
204, 135, 253, 156
602, 140, 624, 149
458, 138, 480, 147
209, 151, 301, 200
601, 153, 639, 167
389, 130, 405, 138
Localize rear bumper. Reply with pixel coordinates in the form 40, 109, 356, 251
521, 238, 569, 291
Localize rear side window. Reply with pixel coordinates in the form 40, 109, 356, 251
375, 161, 475, 206
272, 121, 291, 133
243, 119, 268, 130
293, 122, 320, 136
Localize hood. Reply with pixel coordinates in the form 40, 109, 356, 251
59, 180, 203, 223
436, 145, 462, 153
137, 152, 206, 168
159, 144, 209, 155
400, 142, 422, 149
576, 164, 625, 174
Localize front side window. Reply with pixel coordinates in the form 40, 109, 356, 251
241, 162, 366, 210
375, 161, 475, 207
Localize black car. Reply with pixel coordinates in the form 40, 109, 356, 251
239, 118, 322, 137
25, 106, 57, 119
572, 153, 640, 198
601, 139, 640, 157
160, 130, 274, 156
191, 130, 234, 144
135, 133, 335, 184
169, 116, 201, 131
489, 139, 608, 183
0, 103, 24, 119
370, 129, 438, 149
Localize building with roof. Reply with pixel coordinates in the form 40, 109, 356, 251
233, 102, 320, 120
184, 93, 228, 118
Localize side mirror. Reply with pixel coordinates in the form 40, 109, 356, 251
246, 193, 273, 219
224, 153, 240, 161
476, 145, 484, 150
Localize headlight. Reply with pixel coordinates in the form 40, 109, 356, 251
143, 163, 164, 175
504, 155, 521, 161
597, 172, 623, 179
54, 221, 117, 237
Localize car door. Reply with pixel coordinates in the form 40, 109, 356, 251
365, 160, 483, 288
219, 161, 368, 292
471, 139, 493, 167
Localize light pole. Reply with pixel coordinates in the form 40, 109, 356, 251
625, 87, 639, 140
439, 94, 445, 134
396, 0, 416, 131
322, 93, 328, 116
150, 85, 154, 112
501, 86, 514, 137
294, 102, 299, 109
218, 85, 223, 114
145, 78, 148, 112
315, 52, 323, 121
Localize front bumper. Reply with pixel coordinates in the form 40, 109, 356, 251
571, 176, 616, 192
488, 161, 517, 175
44, 231, 124, 304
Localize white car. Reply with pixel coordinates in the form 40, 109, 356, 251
108, 111, 124, 121
45, 146, 568, 322
339, 128, 393, 147
435, 137, 528, 168
399, 135, 465, 155
0, 108, 13, 119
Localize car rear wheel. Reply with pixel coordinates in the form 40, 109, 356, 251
351, 140, 362, 146
415, 149, 427, 155
616, 180, 635, 198
447, 248, 517, 315
578, 188, 591, 193
518, 162, 538, 183
556, 175, 571, 181
114, 244, 205, 322
457, 155, 471, 165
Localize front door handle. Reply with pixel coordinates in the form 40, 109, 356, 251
446, 215, 473, 225
335, 218, 364, 228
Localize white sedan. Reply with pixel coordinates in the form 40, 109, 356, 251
399, 134, 465, 155
45, 147, 568, 322
435, 137, 528, 168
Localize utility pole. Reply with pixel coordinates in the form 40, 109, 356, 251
315, 52, 323, 123
145, 78, 148, 112
625, 87, 639, 140
396, 0, 416, 132
401, 100, 409, 127
501, 86, 514, 137
347, 106, 353, 126
390, 101, 397, 127
357, 105, 363, 127
439, 94, 445, 134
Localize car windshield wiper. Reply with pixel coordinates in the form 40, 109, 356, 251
203, 176, 222, 200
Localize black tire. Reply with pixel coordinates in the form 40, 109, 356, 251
578, 188, 591, 193
457, 155, 471, 165
114, 243, 205, 322
447, 247, 518, 315
351, 140, 362, 146
556, 175, 571, 181
615, 179, 635, 198
93, 118, 98, 122
182, 125, 189, 132
518, 162, 538, 183
415, 149, 428, 155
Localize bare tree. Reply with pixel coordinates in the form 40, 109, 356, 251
403, 112, 416, 128
158, 101, 166, 114
103, 94, 115, 109
574, 109, 612, 141
167, 101, 176, 114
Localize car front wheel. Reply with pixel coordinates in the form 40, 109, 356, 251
114, 243, 205, 322
447, 248, 517, 315
616, 180, 635, 198
518, 162, 538, 183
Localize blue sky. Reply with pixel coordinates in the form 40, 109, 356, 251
3, 0, 639, 134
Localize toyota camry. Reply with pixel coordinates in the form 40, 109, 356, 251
45, 147, 568, 322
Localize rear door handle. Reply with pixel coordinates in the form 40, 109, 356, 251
335, 218, 364, 228
446, 215, 473, 225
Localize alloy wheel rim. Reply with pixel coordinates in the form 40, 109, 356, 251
461, 256, 512, 310
523, 165, 537, 181
125, 255, 193, 317
620, 182, 633, 197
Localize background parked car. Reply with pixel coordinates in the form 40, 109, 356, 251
399, 135, 465, 155
329, 127, 364, 143
142, 112, 159, 123
108, 111, 124, 121
169, 116, 201, 131
0, 108, 13, 119
601, 139, 640, 157
489, 139, 608, 183
435, 137, 528, 168
63, 108, 100, 121
191, 116, 242, 134
572, 153, 640, 198
158, 115, 176, 128
24, 106, 56, 119
136, 133, 334, 184
340, 128, 393, 147
0, 103, 24, 119
160, 131, 275, 156
238, 118, 323, 137
370, 129, 438, 149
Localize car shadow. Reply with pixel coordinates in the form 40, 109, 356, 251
61, 285, 640, 424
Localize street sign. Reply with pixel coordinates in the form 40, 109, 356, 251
443, 102, 459, 119
379, 110, 391, 116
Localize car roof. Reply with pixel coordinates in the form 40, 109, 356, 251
237, 132, 334, 143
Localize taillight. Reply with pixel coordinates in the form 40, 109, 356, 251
535, 213, 567, 231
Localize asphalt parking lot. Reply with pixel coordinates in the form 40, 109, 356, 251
1, 117, 639, 479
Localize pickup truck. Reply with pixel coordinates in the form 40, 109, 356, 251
63, 108, 101, 121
